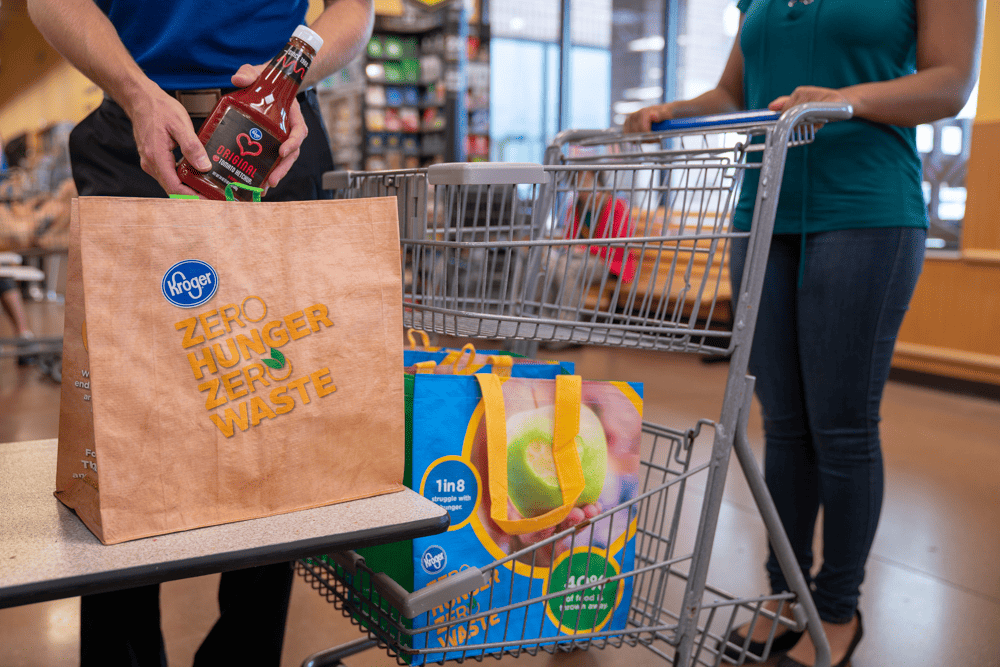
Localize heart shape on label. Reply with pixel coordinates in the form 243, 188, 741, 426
237, 133, 263, 157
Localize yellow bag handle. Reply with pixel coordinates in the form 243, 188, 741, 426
414, 360, 437, 374
486, 354, 514, 378
450, 343, 486, 375
443, 343, 474, 368
406, 328, 440, 351
448, 345, 516, 378
475, 373, 586, 535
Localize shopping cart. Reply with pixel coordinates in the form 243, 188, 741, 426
298, 102, 853, 667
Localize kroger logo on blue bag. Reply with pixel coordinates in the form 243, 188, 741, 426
420, 545, 447, 575
162, 260, 218, 308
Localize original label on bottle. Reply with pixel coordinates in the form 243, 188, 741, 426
203, 108, 281, 195
268, 48, 313, 85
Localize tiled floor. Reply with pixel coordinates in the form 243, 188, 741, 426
1, 304, 999, 667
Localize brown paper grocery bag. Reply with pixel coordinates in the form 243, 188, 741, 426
56, 196, 405, 544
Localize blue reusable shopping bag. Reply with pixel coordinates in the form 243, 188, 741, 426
359, 372, 644, 664
404, 341, 574, 376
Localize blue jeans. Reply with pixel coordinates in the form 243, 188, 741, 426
729, 227, 925, 623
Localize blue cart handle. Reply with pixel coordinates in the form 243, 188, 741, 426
651, 109, 781, 132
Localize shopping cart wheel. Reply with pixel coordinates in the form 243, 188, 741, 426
301, 637, 378, 667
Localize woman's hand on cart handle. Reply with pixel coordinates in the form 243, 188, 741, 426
769, 86, 856, 118
623, 102, 679, 134
769, 88, 855, 133
623, 86, 745, 135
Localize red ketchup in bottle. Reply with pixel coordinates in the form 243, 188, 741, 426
177, 25, 324, 201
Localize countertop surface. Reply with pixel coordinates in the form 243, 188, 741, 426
0, 439, 448, 608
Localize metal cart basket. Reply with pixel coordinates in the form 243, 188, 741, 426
298, 102, 852, 667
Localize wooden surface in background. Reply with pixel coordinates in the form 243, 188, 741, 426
961, 121, 1000, 254
0, 6, 62, 110
895, 255, 1000, 387
893, 113, 1000, 387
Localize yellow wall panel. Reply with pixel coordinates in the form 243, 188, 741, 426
976, 1, 1000, 122
895, 255, 1000, 385
307, 0, 326, 22
899, 259, 1000, 351
962, 121, 1000, 253
0, 64, 102, 140
375, 0, 405, 15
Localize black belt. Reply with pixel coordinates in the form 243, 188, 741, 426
166, 88, 238, 118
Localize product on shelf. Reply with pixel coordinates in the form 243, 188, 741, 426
367, 133, 386, 154
419, 54, 443, 82
402, 135, 420, 155
422, 107, 445, 131
445, 34, 462, 60
400, 108, 421, 133
366, 84, 387, 107
385, 86, 403, 106
423, 82, 445, 106
384, 35, 404, 58
385, 108, 403, 132
466, 134, 489, 159
366, 35, 384, 58
383, 61, 404, 82
470, 109, 489, 134
402, 86, 421, 106
401, 59, 421, 83
385, 131, 404, 168
365, 108, 387, 132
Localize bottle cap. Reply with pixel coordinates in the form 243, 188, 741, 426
292, 25, 324, 53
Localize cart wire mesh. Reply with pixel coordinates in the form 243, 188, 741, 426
308, 105, 852, 667
298, 421, 799, 666
325, 120, 816, 356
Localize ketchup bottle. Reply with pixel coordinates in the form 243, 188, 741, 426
177, 26, 324, 201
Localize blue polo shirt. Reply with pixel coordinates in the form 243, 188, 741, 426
96, 1, 310, 90
734, 0, 928, 234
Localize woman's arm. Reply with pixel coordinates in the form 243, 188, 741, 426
623, 18, 745, 133
769, 0, 984, 126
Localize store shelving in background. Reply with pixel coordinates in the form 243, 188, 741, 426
316, 0, 488, 170
466, 19, 490, 162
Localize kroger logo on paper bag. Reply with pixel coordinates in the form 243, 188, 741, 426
162, 260, 218, 308
420, 545, 447, 575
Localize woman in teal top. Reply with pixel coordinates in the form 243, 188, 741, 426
627, 1, 981, 665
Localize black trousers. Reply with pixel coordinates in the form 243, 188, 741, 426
71, 90, 334, 667
69, 89, 335, 200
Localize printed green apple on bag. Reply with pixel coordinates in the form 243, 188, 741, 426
360, 372, 643, 664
